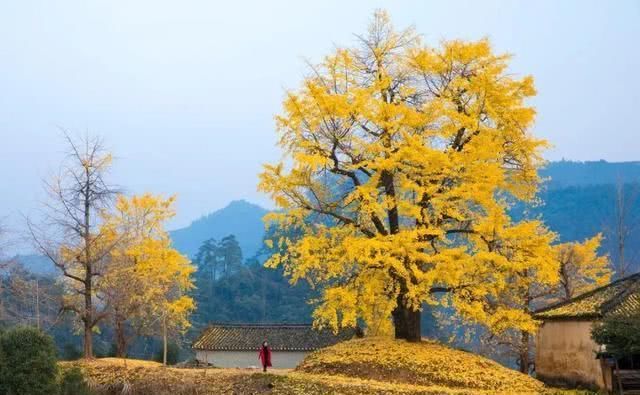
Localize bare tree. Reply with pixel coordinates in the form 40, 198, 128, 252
610, 179, 640, 277
27, 131, 118, 358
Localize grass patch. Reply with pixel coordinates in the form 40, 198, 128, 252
60, 358, 244, 394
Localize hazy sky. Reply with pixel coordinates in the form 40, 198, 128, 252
1, 0, 639, 238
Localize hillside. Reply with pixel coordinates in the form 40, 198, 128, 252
297, 337, 543, 393
62, 340, 585, 394
167, 161, 640, 272
511, 183, 640, 274
540, 160, 640, 189
10, 254, 56, 275
513, 184, 638, 241
169, 200, 268, 259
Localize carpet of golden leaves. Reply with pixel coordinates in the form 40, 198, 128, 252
60, 342, 593, 394
295, 337, 593, 395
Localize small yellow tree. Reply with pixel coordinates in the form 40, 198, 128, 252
101, 194, 195, 358
130, 236, 195, 365
555, 234, 611, 301
486, 233, 610, 372
259, 11, 550, 341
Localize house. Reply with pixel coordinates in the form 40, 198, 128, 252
192, 323, 359, 368
534, 273, 640, 392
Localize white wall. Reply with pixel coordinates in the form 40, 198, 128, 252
535, 320, 611, 390
195, 350, 308, 369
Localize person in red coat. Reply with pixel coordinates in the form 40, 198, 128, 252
258, 340, 272, 372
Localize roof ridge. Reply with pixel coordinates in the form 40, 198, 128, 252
191, 323, 358, 351
534, 272, 640, 316
601, 278, 640, 315
205, 322, 313, 327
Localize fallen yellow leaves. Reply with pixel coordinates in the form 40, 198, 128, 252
59, 350, 593, 394
297, 337, 545, 393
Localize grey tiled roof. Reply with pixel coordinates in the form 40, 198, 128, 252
535, 273, 640, 320
192, 323, 358, 352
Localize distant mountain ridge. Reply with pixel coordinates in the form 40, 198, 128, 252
166, 160, 640, 259
169, 200, 269, 259
9, 254, 56, 275
540, 160, 640, 189
14, 161, 640, 274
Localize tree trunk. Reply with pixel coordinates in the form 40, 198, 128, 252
519, 331, 530, 373
162, 315, 168, 366
83, 317, 93, 359
83, 267, 93, 359
114, 314, 127, 358
83, 167, 94, 359
392, 295, 421, 342
382, 168, 422, 341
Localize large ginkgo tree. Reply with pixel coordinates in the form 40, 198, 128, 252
259, 11, 557, 341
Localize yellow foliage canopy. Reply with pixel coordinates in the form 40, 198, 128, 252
259, 11, 559, 336
101, 194, 195, 334
554, 233, 611, 300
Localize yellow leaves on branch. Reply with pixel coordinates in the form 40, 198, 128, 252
101, 193, 195, 333
554, 233, 612, 300
482, 231, 610, 340
258, 11, 604, 337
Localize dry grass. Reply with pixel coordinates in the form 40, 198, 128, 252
60, 358, 286, 394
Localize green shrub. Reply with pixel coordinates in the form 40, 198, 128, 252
0, 326, 59, 395
0, 335, 6, 395
591, 312, 640, 357
60, 366, 91, 395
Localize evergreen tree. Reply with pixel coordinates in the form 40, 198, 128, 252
195, 238, 218, 282
218, 235, 243, 276
0, 327, 59, 395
